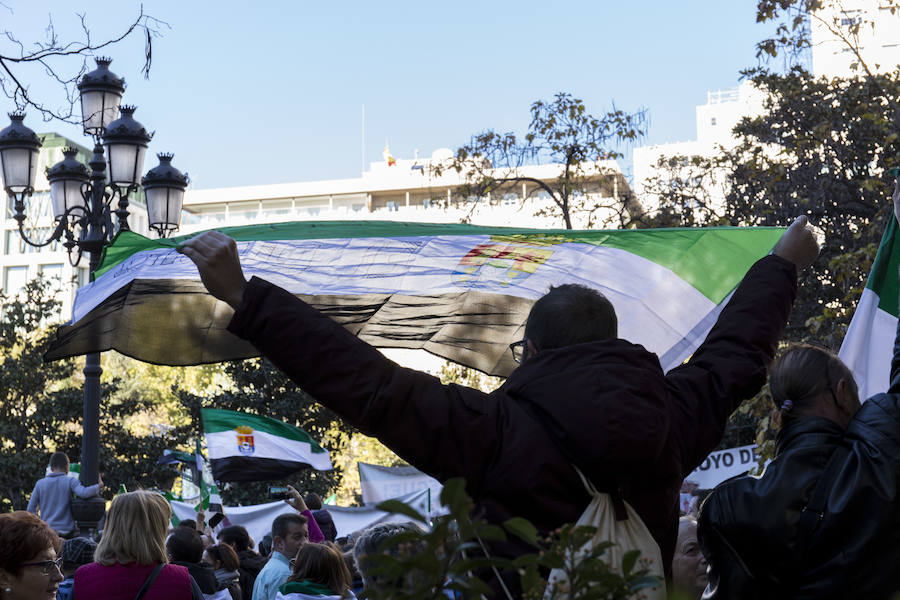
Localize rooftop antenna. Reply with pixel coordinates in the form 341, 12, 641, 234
361, 104, 366, 175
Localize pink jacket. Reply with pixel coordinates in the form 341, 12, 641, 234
74, 562, 192, 600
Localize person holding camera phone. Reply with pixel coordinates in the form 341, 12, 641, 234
251, 485, 323, 600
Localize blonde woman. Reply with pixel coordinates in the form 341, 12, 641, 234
74, 490, 200, 599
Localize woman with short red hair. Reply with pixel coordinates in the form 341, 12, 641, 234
0, 511, 64, 600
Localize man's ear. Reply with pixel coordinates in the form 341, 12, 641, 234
835, 378, 860, 416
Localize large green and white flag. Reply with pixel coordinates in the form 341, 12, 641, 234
202, 408, 332, 482
839, 214, 900, 400
45, 221, 785, 376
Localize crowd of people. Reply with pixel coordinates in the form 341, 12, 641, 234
2, 484, 397, 600
1, 186, 898, 599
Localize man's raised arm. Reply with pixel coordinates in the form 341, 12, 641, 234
666, 216, 819, 471
178, 230, 500, 495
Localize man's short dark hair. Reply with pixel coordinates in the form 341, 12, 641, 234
259, 533, 273, 557
218, 525, 253, 552
49, 452, 69, 472
166, 525, 204, 563
178, 519, 197, 531
272, 513, 307, 540
524, 284, 617, 351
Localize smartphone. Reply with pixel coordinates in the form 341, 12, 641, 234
269, 486, 292, 500
208, 512, 225, 528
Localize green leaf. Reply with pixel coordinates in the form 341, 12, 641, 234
621, 549, 640, 576
504, 516, 540, 547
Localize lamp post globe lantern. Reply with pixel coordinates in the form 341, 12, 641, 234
142, 153, 188, 237
77, 57, 125, 137
46, 147, 90, 221
102, 105, 152, 191
0, 112, 41, 197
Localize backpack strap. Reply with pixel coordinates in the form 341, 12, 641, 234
519, 398, 628, 520
133, 563, 165, 600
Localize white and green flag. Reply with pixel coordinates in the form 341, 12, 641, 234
45, 221, 785, 376
202, 408, 332, 482
839, 214, 900, 400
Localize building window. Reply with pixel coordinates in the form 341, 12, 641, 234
260, 201, 292, 218
76, 267, 90, 288
228, 202, 258, 221
6, 191, 54, 220
503, 193, 518, 206
386, 201, 399, 212
39, 263, 65, 289
3, 266, 28, 297
710, 117, 717, 126
422, 198, 432, 209
5, 228, 61, 254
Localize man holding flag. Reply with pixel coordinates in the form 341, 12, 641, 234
178, 216, 818, 591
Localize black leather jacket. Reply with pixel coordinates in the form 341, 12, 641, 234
697, 320, 900, 599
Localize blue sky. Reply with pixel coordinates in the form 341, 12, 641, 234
3, 1, 776, 189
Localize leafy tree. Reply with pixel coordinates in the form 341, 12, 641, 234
0, 276, 81, 510
721, 70, 898, 346
753, 0, 900, 79
0, 276, 188, 509
0, 5, 167, 122
641, 0, 900, 459
636, 153, 729, 228
328, 430, 404, 506
438, 361, 503, 393
177, 358, 355, 505
432, 93, 646, 229
363, 478, 660, 599
98, 383, 192, 493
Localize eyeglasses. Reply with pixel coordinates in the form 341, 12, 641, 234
509, 339, 528, 364
289, 558, 296, 568
20, 557, 63, 576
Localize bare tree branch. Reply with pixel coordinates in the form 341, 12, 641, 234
0, 5, 169, 123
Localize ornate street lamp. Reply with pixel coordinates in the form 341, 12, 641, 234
0, 57, 188, 536
143, 153, 189, 237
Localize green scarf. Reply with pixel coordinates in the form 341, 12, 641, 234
279, 579, 339, 596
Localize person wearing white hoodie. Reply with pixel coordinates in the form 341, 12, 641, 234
275, 543, 354, 600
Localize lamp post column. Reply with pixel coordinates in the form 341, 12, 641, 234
72, 144, 113, 536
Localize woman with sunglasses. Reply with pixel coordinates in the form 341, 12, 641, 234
0, 511, 65, 600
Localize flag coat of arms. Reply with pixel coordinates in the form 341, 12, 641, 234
44, 221, 785, 376
202, 408, 332, 482
839, 214, 900, 400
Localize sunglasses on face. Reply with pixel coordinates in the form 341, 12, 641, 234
20, 557, 63, 576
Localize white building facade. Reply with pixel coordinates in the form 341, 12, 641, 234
181, 149, 632, 234
810, 0, 900, 77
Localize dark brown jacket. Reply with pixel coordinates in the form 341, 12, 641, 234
227, 255, 797, 574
